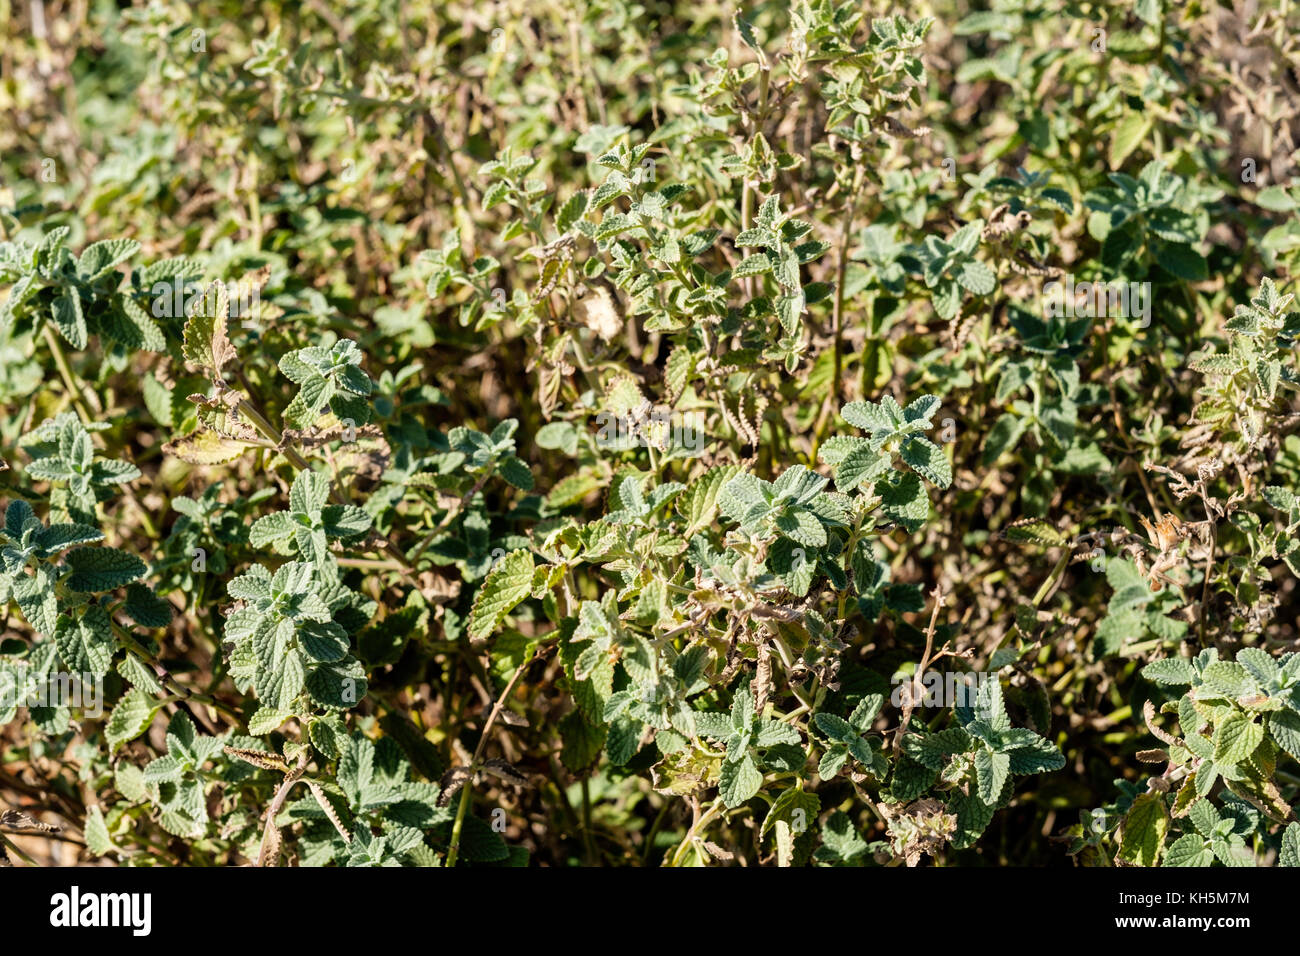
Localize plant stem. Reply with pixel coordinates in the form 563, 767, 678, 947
1031, 550, 1070, 607
234, 390, 417, 580
42, 324, 94, 423
446, 653, 533, 867
256, 748, 308, 867
641, 798, 674, 865
581, 776, 597, 864
45, 332, 160, 538
113, 625, 240, 720
892, 585, 945, 754
668, 797, 722, 867
408, 468, 493, 563
831, 167, 866, 407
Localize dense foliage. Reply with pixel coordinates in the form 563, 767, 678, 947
2, 0, 1300, 868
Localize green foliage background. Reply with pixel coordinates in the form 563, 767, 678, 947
2, 0, 1300, 867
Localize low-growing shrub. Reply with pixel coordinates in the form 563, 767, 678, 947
1, 0, 1299, 868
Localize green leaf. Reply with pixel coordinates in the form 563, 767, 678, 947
900, 436, 951, 488
1109, 112, 1151, 167
52, 291, 88, 348
679, 464, 741, 535
692, 712, 734, 742
322, 505, 372, 538
118, 652, 164, 694
975, 748, 1010, 803
78, 238, 140, 280
761, 786, 820, 842
719, 752, 763, 808
1133, 0, 1161, 25
12, 571, 59, 636
1153, 242, 1207, 281
106, 688, 161, 751
556, 190, 589, 233
950, 788, 998, 849
482, 180, 511, 210
818, 748, 848, 779
775, 293, 803, 335
123, 583, 173, 629
114, 763, 148, 802
559, 710, 606, 773
466, 549, 535, 641
1003, 518, 1066, 546
1006, 736, 1066, 774
814, 712, 854, 741
955, 259, 996, 296
1118, 792, 1169, 866
663, 346, 695, 402
1269, 710, 1300, 761
106, 294, 166, 351
850, 695, 884, 729
774, 508, 825, 547
880, 472, 929, 532
54, 606, 116, 677
1200, 661, 1254, 698
831, 441, 888, 492
83, 805, 114, 856
90, 459, 141, 486
981, 412, 1026, 465
841, 399, 895, 434
903, 727, 971, 770
814, 810, 869, 865
181, 281, 236, 375
754, 718, 801, 748
1257, 186, 1298, 212
248, 706, 288, 735
163, 428, 247, 465
290, 470, 331, 514
1188, 799, 1220, 838
1237, 647, 1279, 685
1163, 832, 1214, 867
733, 12, 767, 65
497, 456, 534, 490
143, 754, 184, 783
535, 422, 579, 457
1142, 657, 1196, 686
719, 472, 767, 519
1213, 713, 1263, 765
732, 253, 773, 278
65, 546, 147, 592
1281, 823, 1300, 867
249, 510, 297, 548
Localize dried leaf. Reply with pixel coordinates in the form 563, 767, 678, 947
437, 766, 473, 807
